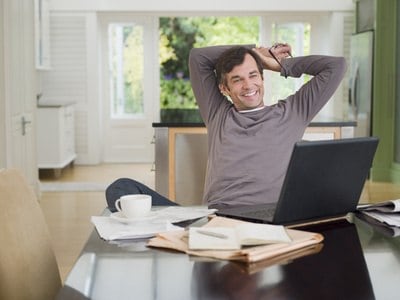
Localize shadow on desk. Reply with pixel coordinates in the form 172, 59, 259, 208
56, 286, 90, 300
192, 220, 375, 300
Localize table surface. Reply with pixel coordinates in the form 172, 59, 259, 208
57, 213, 400, 300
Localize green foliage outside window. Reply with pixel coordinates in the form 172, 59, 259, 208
159, 17, 259, 109
159, 17, 310, 111
123, 26, 144, 114
109, 24, 144, 116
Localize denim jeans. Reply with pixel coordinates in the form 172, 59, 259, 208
105, 178, 178, 212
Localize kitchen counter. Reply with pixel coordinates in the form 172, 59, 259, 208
152, 119, 357, 128
152, 118, 356, 205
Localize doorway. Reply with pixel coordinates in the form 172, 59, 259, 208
100, 15, 159, 163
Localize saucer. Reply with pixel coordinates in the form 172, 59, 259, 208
110, 211, 157, 223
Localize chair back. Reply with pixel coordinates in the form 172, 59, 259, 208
0, 169, 61, 300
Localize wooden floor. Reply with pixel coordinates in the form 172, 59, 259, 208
39, 163, 400, 282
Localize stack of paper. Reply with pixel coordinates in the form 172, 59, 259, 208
147, 216, 324, 263
357, 199, 400, 236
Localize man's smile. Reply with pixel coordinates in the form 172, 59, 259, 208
243, 90, 257, 97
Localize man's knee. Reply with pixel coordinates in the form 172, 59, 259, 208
105, 178, 142, 212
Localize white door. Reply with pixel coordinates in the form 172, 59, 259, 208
1, 0, 37, 189
100, 15, 159, 163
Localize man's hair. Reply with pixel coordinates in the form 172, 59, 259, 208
215, 46, 264, 86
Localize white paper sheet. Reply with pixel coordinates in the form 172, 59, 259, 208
91, 216, 183, 240
92, 206, 216, 241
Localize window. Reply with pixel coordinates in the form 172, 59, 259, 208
268, 22, 311, 104
108, 23, 144, 118
159, 17, 312, 109
159, 17, 259, 110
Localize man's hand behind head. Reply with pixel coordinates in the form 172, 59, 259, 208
252, 43, 292, 72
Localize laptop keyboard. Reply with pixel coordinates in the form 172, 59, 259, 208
240, 208, 275, 219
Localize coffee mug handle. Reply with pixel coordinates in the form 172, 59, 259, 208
115, 199, 122, 212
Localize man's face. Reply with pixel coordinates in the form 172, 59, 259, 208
219, 54, 265, 111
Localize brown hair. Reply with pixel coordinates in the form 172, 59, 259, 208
215, 46, 264, 86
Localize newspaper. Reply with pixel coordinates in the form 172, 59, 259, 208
357, 199, 400, 227
92, 206, 216, 241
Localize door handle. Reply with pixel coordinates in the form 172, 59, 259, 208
21, 116, 31, 136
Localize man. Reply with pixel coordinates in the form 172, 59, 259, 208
188, 44, 346, 209
105, 43, 346, 212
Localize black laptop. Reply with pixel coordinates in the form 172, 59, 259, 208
216, 137, 379, 225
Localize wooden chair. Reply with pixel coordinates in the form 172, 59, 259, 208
0, 169, 61, 300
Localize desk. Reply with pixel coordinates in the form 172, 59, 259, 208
57, 215, 400, 300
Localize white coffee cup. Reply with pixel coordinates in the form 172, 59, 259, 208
115, 194, 152, 218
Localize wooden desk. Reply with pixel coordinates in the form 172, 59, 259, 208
57, 214, 400, 300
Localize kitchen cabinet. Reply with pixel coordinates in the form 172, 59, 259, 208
37, 103, 76, 175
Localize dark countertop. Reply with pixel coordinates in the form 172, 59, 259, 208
153, 119, 357, 128
154, 108, 357, 127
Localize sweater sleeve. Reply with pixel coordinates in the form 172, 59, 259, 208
279, 55, 347, 124
188, 46, 231, 125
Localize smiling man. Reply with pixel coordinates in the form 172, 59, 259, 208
189, 44, 346, 209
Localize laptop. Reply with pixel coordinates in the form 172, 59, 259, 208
216, 137, 379, 225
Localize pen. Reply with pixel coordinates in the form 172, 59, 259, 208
196, 229, 228, 239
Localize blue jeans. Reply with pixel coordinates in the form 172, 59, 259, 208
105, 178, 178, 212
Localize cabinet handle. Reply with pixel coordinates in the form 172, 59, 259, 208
21, 116, 31, 136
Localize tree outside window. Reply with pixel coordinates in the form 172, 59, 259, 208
109, 23, 144, 118
158, 17, 310, 121
159, 17, 259, 121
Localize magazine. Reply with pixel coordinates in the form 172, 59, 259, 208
357, 199, 400, 228
358, 199, 400, 213
355, 212, 400, 237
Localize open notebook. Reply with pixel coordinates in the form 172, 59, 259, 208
216, 137, 379, 225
